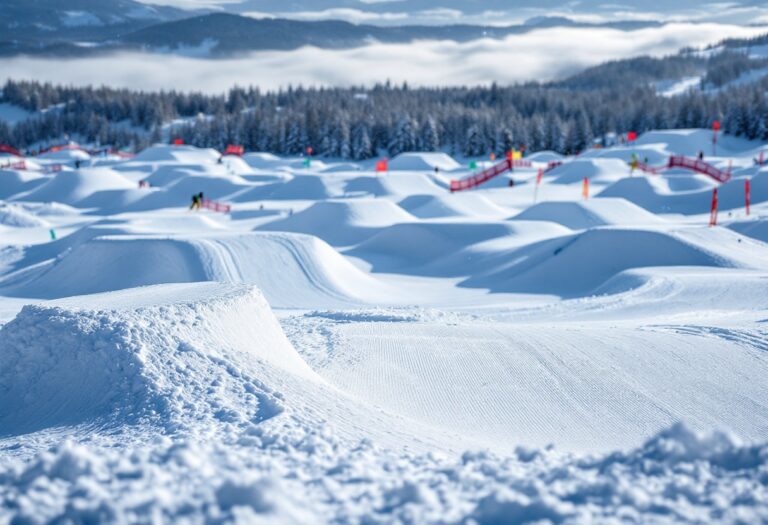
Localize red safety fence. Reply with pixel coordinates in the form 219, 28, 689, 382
667, 155, 731, 183
1, 160, 26, 170
450, 158, 513, 192
631, 155, 731, 183
634, 162, 663, 174
0, 144, 23, 157
224, 144, 244, 156
545, 161, 563, 172
201, 198, 231, 213
39, 144, 84, 155
511, 159, 533, 168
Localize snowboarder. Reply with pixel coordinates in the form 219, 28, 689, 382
190, 193, 201, 210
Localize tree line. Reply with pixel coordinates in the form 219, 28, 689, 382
2, 74, 768, 159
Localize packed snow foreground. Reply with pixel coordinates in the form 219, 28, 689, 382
1, 129, 768, 523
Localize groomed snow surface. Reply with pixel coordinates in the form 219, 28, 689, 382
1, 130, 768, 523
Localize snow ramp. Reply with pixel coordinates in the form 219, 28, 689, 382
513, 198, 663, 229
398, 193, 510, 219
2, 232, 390, 307
599, 170, 767, 214
12, 168, 135, 206
230, 175, 336, 202
258, 199, 415, 246
388, 152, 461, 172
462, 227, 768, 297
549, 158, 629, 185
0, 283, 316, 437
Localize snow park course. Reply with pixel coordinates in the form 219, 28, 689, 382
2, 130, 768, 523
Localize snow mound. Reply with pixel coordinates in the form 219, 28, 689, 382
513, 198, 662, 229
0, 283, 314, 437
600, 171, 768, 214
549, 158, 630, 185
144, 165, 205, 187
231, 175, 335, 202
126, 175, 249, 212
636, 129, 759, 156
388, 152, 461, 172
398, 193, 510, 219
3, 419, 764, 523
13, 168, 135, 206
241, 152, 284, 169
4, 232, 389, 307
259, 199, 415, 246
0, 170, 48, 199
220, 156, 253, 175
463, 227, 768, 296
132, 145, 221, 163
17, 201, 81, 216
0, 203, 49, 227
350, 220, 570, 273
320, 163, 361, 173
526, 150, 564, 162
37, 149, 90, 162
579, 144, 669, 166
728, 218, 768, 243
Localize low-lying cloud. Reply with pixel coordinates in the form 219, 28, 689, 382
0, 23, 764, 93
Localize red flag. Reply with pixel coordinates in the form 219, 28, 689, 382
582, 177, 589, 200
713, 121, 721, 131
746, 179, 751, 216
709, 188, 718, 227
375, 159, 388, 172
627, 131, 637, 142
172, 139, 184, 146
306, 146, 313, 155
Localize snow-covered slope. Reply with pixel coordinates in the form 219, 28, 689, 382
1, 129, 768, 523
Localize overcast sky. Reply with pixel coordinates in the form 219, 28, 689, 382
1, 22, 764, 93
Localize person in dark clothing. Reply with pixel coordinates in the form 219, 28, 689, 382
698, 151, 704, 161
190, 193, 201, 210
74, 159, 81, 169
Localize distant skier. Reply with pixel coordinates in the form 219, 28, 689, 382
74, 159, 82, 169
190, 193, 201, 210
698, 151, 705, 161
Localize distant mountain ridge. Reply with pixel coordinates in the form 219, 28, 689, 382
1, 11, 662, 58
1, 0, 200, 49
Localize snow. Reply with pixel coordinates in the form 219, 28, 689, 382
657, 76, 701, 97
61, 11, 103, 28
388, 152, 462, 171
1, 128, 768, 523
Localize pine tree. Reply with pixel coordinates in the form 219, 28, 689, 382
419, 117, 440, 151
